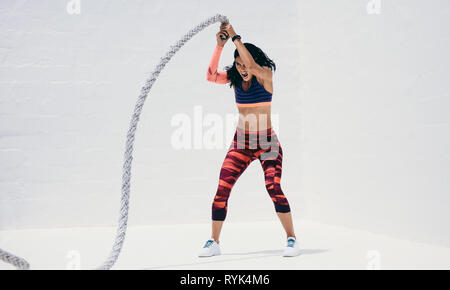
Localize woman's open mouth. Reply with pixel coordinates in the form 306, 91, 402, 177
242, 72, 248, 78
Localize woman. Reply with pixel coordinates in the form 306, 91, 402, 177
198, 23, 300, 257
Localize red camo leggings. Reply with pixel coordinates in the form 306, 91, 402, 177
211, 127, 291, 221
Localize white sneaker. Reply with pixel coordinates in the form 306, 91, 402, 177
198, 239, 221, 257
282, 236, 301, 257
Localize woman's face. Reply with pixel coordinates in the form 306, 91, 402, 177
235, 56, 252, 81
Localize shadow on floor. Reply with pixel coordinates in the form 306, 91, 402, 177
223, 248, 328, 256
142, 248, 329, 270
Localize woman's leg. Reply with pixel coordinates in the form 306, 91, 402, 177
211, 220, 224, 243
258, 139, 296, 239
276, 212, 296, 239
211, 144, 255, 242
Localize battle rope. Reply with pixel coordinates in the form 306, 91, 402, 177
0, 249, 30, 270
0, 13, 229, 270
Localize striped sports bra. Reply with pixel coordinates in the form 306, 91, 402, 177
235, 76, 272, 107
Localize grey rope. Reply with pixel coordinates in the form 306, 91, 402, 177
0, 249, 30, 270
0, 14, 229, 270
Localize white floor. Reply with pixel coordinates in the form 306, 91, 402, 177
1, 219, 450, 270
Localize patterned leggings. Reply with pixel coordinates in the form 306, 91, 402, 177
212, 127, 291, 221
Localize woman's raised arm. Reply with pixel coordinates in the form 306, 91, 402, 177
206, 27, 230, 84
206, 44, 229, 84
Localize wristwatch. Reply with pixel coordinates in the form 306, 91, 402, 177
232, 34, 241, 42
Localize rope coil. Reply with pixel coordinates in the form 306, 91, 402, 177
0, 13, 229, 270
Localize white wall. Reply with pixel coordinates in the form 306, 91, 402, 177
0, 0, 301, 229
297, 0, 450, 247
1, 0, 449, 248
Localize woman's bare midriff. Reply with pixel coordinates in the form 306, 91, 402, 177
237, 105, 272, 131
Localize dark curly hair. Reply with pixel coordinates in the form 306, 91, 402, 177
224, 43, 276, 89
